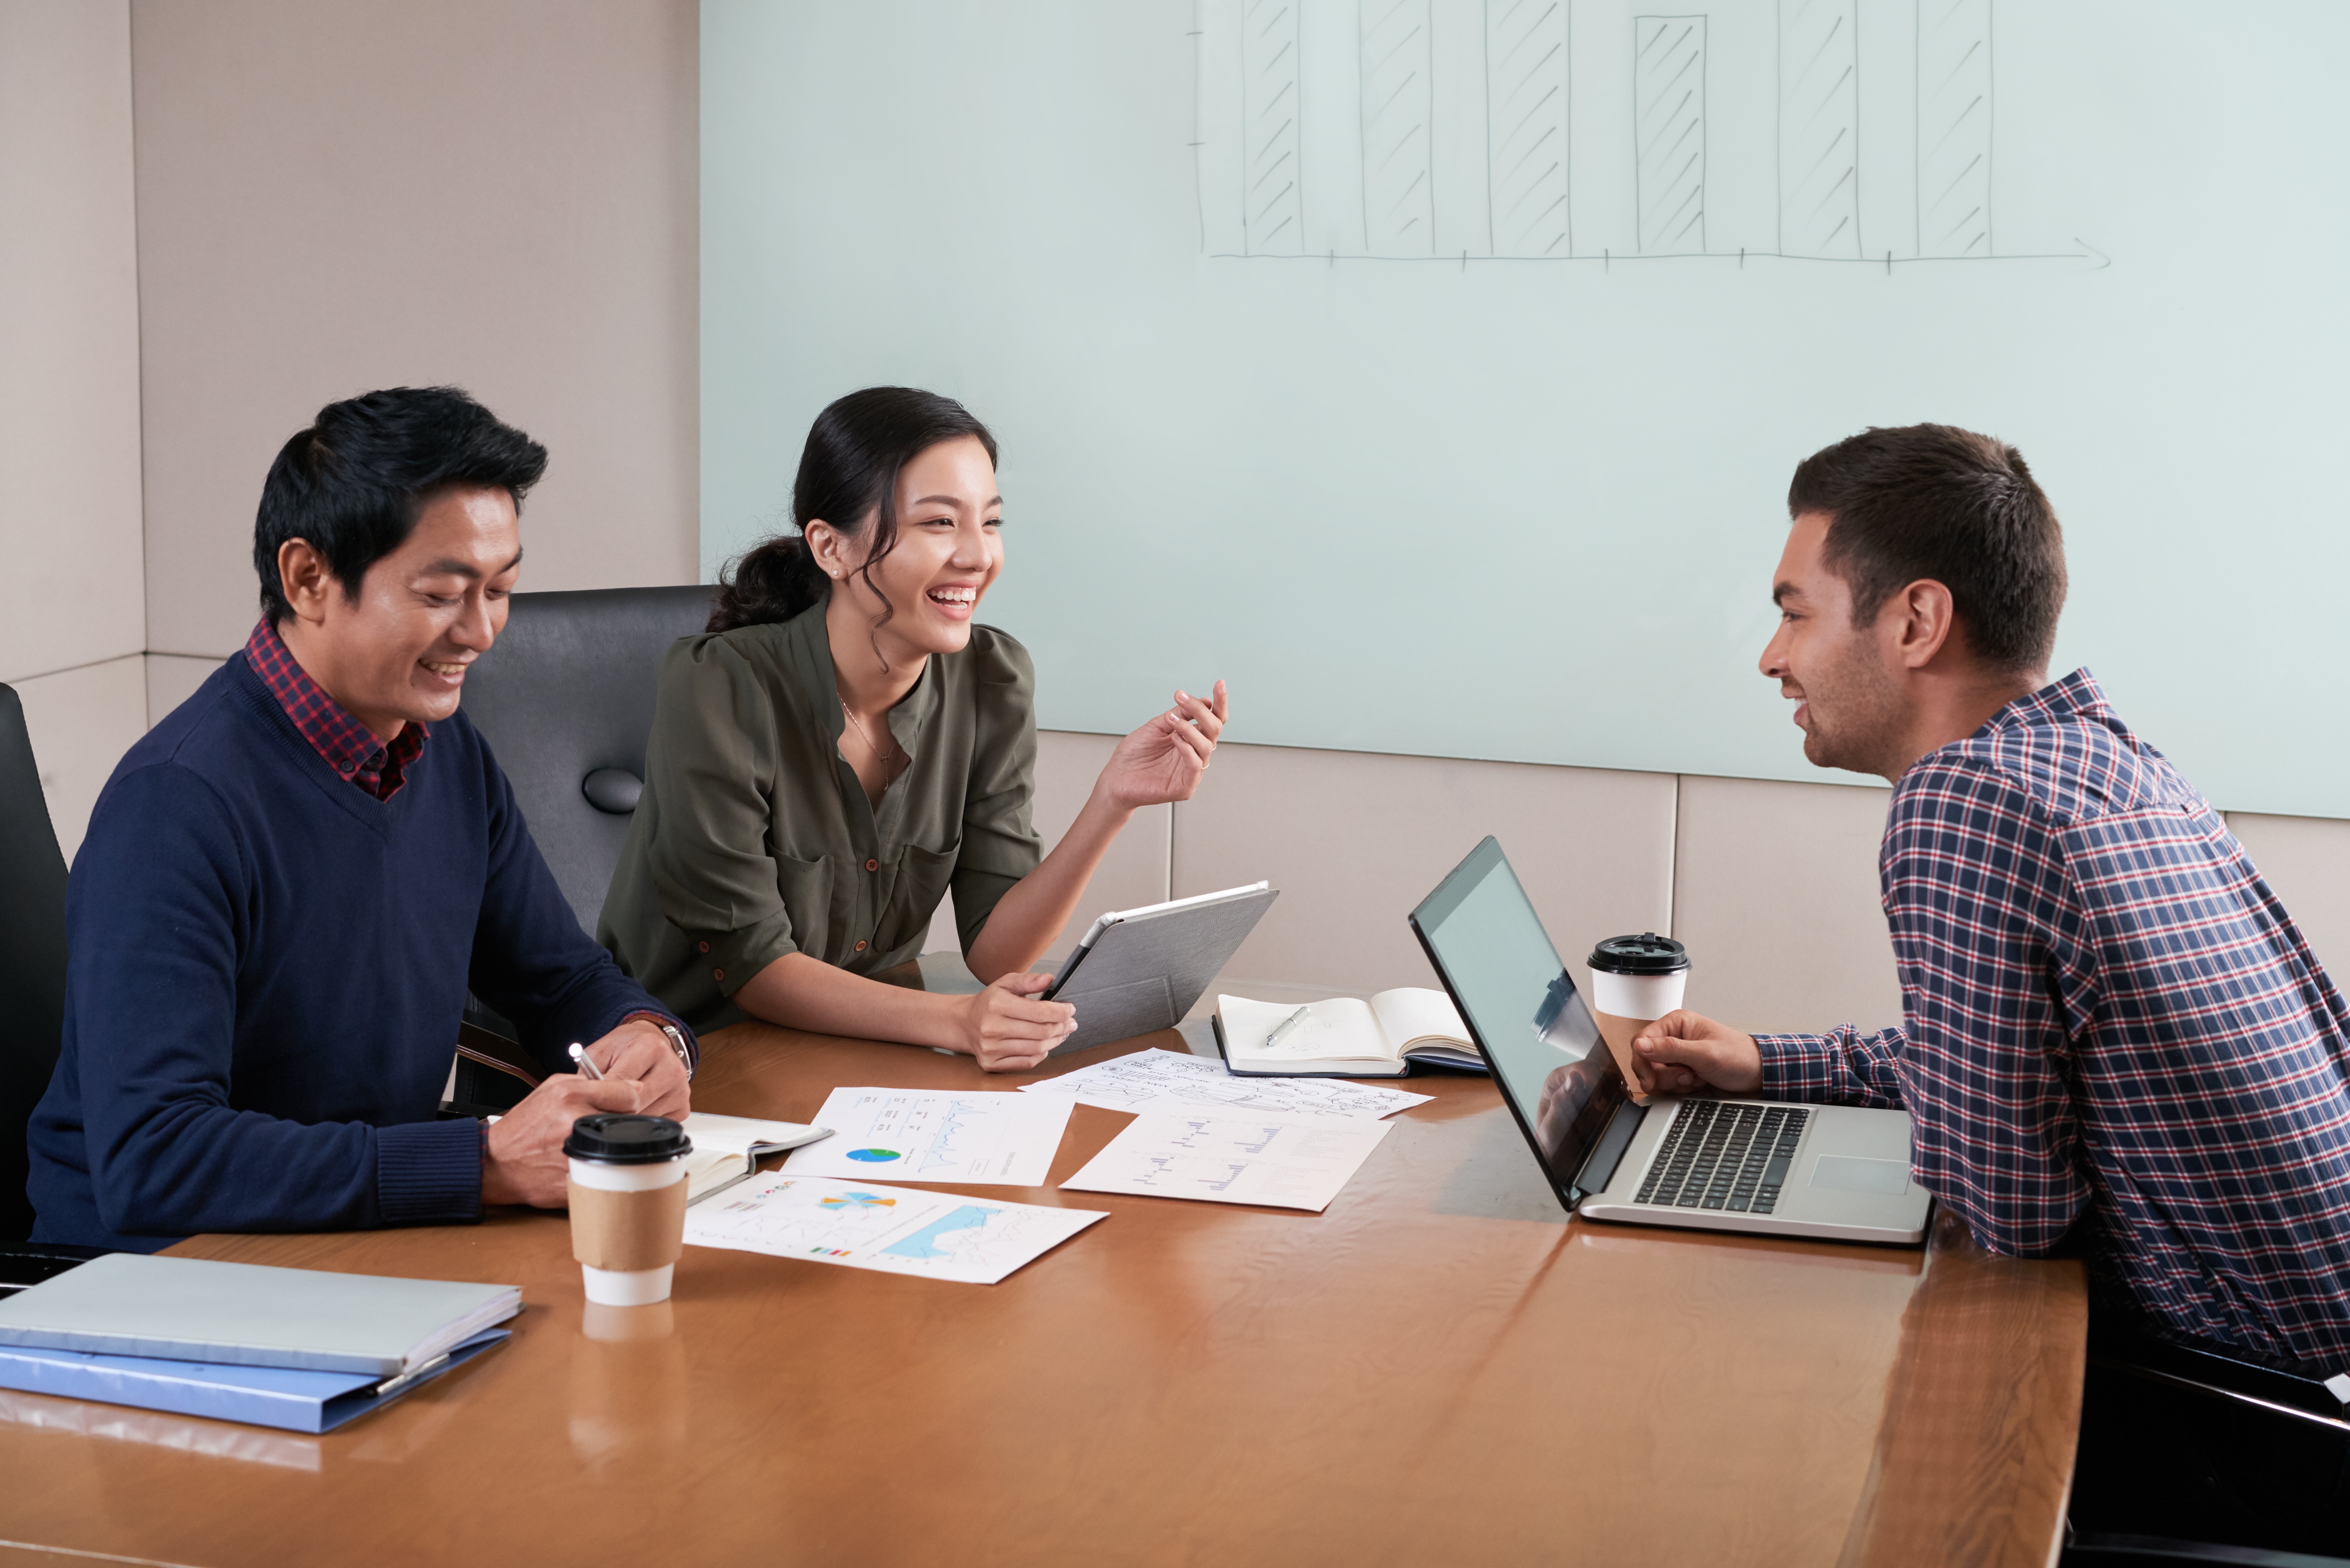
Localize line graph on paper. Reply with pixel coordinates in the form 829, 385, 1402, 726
1061, 1112, 1396, 1212
1198, 0, 2094, 271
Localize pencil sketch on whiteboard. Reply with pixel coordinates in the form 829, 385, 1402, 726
1195, 0, 2078, 269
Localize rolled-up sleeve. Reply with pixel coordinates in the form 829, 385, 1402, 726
950, 630, 1045, 955
641, 638, 801, 996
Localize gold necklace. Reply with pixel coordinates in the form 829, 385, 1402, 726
839, 695, 906, 783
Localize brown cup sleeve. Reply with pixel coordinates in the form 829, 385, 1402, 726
569, 1176, 689, 1272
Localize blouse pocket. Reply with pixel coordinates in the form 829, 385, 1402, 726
876, 841, 961, 959
770, 850, 836, 962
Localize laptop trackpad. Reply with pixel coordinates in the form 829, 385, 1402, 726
1810, 1155, 1910, 1195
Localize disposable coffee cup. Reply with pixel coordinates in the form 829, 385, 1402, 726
565, 1113, 692, 1308
1587, 932, 1691, 1107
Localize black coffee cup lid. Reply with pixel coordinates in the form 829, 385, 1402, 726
564, 1113, 691, 1163
1588, 932, 1689, 975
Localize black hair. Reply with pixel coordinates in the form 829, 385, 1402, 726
707, 387, 998, 634
1788, 423, 2067, 674
252, 386, 548, 624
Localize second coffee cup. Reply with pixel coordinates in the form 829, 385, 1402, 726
1586, 932, 1691, 1106
566, 1113, 692, 1307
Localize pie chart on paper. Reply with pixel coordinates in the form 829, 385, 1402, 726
846, 1148, 903, 1163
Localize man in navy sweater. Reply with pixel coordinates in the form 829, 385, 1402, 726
27, 387, 694, 1251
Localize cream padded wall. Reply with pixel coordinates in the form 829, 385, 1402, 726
1672, 774, 1901, 1035
15, 657, 149, 862
1169, 742, 1676, 997
2225, 813, 2350, 984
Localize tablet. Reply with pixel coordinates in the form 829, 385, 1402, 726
1042, 882, 1279, 1055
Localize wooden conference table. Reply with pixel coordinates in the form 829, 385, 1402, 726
0, 1013, 2085, 1567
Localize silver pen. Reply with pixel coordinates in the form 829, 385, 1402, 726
1261, 1005, 1311, 1048
568, 1042, 603, 1080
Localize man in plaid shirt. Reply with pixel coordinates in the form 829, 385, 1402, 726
1631, 426, 2350, 1378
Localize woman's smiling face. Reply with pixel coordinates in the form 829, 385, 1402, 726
813, 434, 1003, 662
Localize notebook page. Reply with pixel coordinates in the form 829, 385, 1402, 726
1219, 995, 1395, 1061
1368, 988, 1471, 1051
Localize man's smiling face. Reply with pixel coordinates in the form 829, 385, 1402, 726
1757, 510, 1904, 779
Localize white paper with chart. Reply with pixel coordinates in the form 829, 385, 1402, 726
1018, 1049, 1431, 1122
1059, 1111, 1392, 1212
682, 1175, 1105, 1285
777, 1088, 1072, 1186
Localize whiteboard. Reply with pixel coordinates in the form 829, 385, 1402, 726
703, 0, 2350, 817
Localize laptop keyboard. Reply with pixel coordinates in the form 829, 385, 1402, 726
1632, 1100, 1810, 1214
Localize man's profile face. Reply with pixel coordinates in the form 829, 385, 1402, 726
1758, 511, 1902, 777
301, 485, 522, 736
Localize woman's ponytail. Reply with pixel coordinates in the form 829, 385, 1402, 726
706, 535, 830, 632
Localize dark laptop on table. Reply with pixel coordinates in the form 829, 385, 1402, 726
1407, 836, 1931, 1245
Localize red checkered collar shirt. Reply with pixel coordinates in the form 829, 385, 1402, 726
243, 618, 427, 802
1754, 669, 2350, 1370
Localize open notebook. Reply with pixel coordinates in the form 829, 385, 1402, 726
680, 1114, 832, 1203
1214, 990, 1481, 1077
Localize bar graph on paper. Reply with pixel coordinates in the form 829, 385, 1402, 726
1203, 0, 2086, 269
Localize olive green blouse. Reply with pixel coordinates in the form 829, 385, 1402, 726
598, 603, 1043, 1033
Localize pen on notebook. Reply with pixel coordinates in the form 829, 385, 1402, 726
1262, 1005, 1310, 1048
568, 1042, 603, 1081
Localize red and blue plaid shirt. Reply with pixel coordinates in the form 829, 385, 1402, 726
243, 618, 426, 801
1757, 669, 2350, 1369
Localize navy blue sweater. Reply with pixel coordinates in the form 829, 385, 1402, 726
28, 654, 676, 1251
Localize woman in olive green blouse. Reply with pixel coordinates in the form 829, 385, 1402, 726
600, 387, 1228, 1071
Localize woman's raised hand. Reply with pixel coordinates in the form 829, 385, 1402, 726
1097, 681, 1229, 810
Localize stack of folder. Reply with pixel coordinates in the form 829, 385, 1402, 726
0, 1253, 521, 1433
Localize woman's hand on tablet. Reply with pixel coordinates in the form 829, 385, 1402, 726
1097, 681, 1229, 810
956, 973, 1077, 1071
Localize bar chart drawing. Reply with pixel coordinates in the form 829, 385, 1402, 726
1241, 0, 1304, 253
1778, 0, 1862, 257
1486, 0, 1572, 256
1200, 0, 2068, 269
1634, 16, 1707, 252
1361, 0, 1436, 253
1916, 0, 1991, 256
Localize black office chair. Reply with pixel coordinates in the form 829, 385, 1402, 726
459, 584, 717, 930
0, 683, 70, 1248
0, 683, 109, 1287
2061, 1315, 2350, 1567
450, 585, 715, 1078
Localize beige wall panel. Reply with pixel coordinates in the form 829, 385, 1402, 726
925, 730, 1172, 961
1169, 743, 1676, 996
145, 653, 225, 728
1672, 774, 1900, 1034
2226, 812, 2350, 980
13, 655, 148, 863
131, 0, 700, 658
0, 0, 145, 682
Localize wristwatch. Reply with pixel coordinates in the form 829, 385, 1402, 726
624, 1010, 696, 1081
654, 1020, 695, 1081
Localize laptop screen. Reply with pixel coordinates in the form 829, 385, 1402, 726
1409, 837, 1626, 1197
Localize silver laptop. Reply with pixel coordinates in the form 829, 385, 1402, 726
1407, 837, 1931, 1245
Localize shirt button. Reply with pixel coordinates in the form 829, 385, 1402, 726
713, 968, 724, 981
854, 941, 867, 952
866, 858, 879, 872
697, 941, 710, 953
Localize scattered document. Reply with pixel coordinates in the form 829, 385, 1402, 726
683, 1175, 1106, 1284
1059, 1111, 1393, 1212
778, 1088, 1073, 1186
1020, 1048, 1432, 1122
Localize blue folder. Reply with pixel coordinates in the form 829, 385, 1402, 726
0, 1327, 509, 1433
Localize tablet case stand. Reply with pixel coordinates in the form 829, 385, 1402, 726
1044, 887, 1279, 1055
